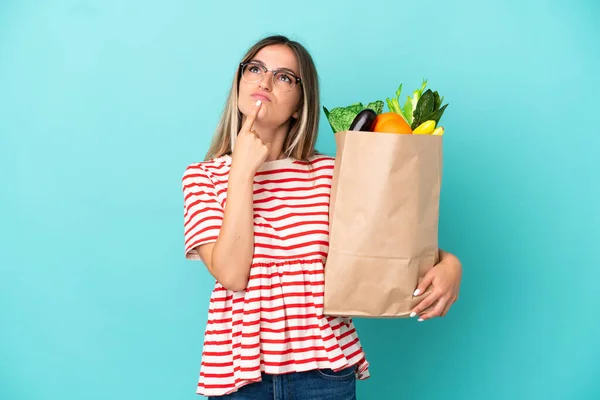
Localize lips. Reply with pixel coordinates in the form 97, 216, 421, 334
251, 93, 271, 102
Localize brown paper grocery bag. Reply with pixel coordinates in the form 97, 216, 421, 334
324, 130, 442, 318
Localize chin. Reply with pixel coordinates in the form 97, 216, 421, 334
239, 97, 261, 114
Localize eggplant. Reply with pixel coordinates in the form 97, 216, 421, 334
349, 109, 377, 132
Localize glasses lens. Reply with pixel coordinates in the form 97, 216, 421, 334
242, 63, 263, 83
273, 71, 296, 91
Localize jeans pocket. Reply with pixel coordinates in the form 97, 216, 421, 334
316, 365, 357, 381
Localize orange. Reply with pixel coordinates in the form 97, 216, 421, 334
372, 112, 413, 134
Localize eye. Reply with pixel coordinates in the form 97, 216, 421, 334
248, 65, 262, 74
277, 73, 292, 83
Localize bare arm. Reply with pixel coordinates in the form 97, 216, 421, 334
196, 167, 256, 291
195, 100, 268, 291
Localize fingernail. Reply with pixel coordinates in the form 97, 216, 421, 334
413, 289, 420, 296
418, 318, 424, 322
256, 100, 262, 106
409, 312, 417, 318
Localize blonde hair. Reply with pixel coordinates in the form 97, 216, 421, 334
204, 35, 320, 162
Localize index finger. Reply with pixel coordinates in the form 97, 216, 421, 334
242, 100, 262, 132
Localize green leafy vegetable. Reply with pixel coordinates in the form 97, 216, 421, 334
365, 100, 384, 115
386, 84, 404, 120
346, 103, 364, 115
401, 97, 413, 125
433, 91, 442, 111
323, 106, 331, 121
385, 79, 428, 125
404, 79, 428, 124
323, 100, 384, 133
411, 88, 449, 129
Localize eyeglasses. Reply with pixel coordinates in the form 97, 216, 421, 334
239, 61, 302, 92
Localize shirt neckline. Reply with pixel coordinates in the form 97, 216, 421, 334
221, 154, 296, 170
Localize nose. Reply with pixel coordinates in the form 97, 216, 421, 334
259, 71, 273, 91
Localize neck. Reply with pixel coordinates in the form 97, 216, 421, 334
252, 120, 291, 161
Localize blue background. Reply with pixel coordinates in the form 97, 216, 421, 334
1, 0, 599, 399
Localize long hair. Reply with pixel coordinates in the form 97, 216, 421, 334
204, 35, 320, 162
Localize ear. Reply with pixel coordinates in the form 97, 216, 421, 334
292, 109, 300, 119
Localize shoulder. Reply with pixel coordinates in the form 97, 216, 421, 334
305, 154, 335, 177
276, 154, 335, 182
305, 153, 335, 168
182, 155, 231, 187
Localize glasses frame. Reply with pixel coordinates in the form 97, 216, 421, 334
239, 61, 302, 91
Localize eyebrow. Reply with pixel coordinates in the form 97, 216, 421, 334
250, 59, 299, 77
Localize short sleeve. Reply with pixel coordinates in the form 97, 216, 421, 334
182, 164, 224, 260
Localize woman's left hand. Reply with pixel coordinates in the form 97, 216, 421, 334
409, 249, 462, 321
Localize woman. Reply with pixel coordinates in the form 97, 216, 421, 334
182, 35, 462, 399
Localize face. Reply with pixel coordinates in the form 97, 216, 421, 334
238, 44, 303, 129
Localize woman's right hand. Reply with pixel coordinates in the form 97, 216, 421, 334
231, 100, 269, 176
200, 100, 266, 291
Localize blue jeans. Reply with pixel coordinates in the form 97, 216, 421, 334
207, 365, 357, 399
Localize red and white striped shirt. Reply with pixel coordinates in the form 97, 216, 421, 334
182, 154, 370, 397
